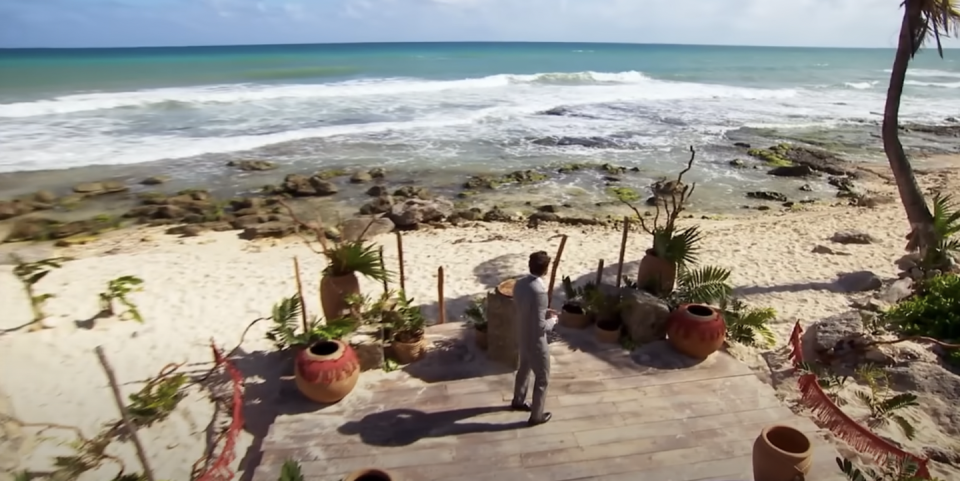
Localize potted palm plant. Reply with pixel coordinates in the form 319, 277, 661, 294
278, 201, 391, 321
585, 288, 623, 344
622, 146, 701, 296
385, 290, 427, 364
265, 270, 362, 404
559, 276, 591, 329
463, 296, 488, 350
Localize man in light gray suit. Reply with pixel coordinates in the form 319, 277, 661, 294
510, 251, 556, 426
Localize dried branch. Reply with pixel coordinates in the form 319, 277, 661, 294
619, 145, 697, 238
277, 200, 329, 254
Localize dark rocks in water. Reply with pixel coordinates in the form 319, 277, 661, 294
768, 165, 815, 177
350, 171, 373, 183
0, 197, 54, 221
799, 184, 813, 192
140, 176, 170, 185
733, 142, 751, 149
482, 206, 513, 222
537, 204, 559, 213
365, 185, 389, 197
359, 195, 395, 215
900, 123, 960, 137
828, 176, 857, 192
340, 216, 395, 241
393, 185, 431, 200
227, 159, 277, 172
369, 167, 387, 178
462, 170, 548, 190
746, 191, 788, 202
281, 173, 338, 197
386, 198, 455, 229
72, 180, 129, 197
531, 136, 621, 149
4, 215, 124, 243
729, 159, 746, 168
538, 107, 602, 119
745, 143, 854, 177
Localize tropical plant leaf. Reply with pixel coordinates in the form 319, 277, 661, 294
322, 240, 390, 282
279, 459, 305, 481
675, 265, 732, 305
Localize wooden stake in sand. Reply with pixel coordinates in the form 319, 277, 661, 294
437, 266, 446, 324
594, 259, 604, 286
546, 235, 568, 309
616, 216, 630, 289
395, 231, 407, 292
292, 256, 310, 332
378, 246, 389, 293
94, 346, 156, 481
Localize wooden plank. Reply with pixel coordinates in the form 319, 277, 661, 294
587, 445, 843, 481
522, 417, 821, 468
291, 445, 458, 476
575, 407, 817, 447
451, 432, 579, 461
553, 374, 755, 407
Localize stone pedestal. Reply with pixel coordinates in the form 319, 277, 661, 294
486, 287, 518, 369
348, 325, 385, 372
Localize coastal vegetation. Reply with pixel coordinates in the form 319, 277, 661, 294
882, 0, 960, 259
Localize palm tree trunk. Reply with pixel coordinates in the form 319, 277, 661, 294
883, 0, 936, 253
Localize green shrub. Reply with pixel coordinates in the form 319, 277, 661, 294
886, 274, 960, 340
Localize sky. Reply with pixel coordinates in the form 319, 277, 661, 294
1, 0, 959, 49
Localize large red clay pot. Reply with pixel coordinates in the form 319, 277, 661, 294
666, 304, 726, 359
636, 249, 676, 296
320, 273, 361, 320
294, 340, 360, 403
752, 425, 813, 481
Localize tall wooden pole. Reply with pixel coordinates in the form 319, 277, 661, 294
546, 235, 568, 309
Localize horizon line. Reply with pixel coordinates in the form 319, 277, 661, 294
1, 40, 943, 51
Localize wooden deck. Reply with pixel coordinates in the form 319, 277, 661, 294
251, 324, 845, 481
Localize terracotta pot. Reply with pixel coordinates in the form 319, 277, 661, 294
595, 319, 621, 344
666, 304, 726, 359
392, 335, 426, 364
294, 340, 360, 404
344, 468, 394, 481
636, 249, 677, 295
559, 304, 590, 329
320, 273, 361, 320
752, 425, 813, 481
475, 327, 488, 350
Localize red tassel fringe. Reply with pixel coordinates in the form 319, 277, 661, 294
195, 341, 245, 481
788, 322, 930, 478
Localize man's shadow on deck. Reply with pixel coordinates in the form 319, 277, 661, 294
338, 407, 525, 447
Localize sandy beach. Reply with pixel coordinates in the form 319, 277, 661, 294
1, 159, 960, 481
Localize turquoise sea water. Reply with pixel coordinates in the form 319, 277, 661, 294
0, 42, 958, 175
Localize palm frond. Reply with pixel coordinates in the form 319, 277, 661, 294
323, 241, 390, 282
890, 414, 917, 440
676, 265, 732, 305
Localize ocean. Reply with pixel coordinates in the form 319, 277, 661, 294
1, 42, 959, 212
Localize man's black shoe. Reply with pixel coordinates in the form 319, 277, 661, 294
527, 412, 552, 426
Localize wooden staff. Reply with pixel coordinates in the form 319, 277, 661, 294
292, 256, 309, 332
437, 266, 445, 325
594, 259, 604, 286
616, 216, 630, 288
395, 231, 406, 292
378, 246, 389, 293
546, 235, 568, 309
95, 347, 156, 481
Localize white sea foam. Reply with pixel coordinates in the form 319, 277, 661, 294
0, 69, 958, 172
